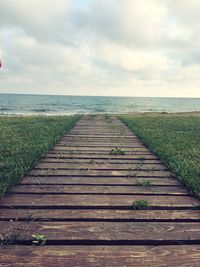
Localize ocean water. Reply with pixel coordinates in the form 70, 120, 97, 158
1, 94, 200, 115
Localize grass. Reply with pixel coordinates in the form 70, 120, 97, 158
136, 180, 151, 186
131, 200, 149, 210
0, 115, 79, 196
91, 114, 97, 119
104, 114, 112, 123
110, 147, 125, 155
120, 113, 200, 198
32, 234, 47, 246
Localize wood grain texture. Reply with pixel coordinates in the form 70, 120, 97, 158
45, 153, 159, 159
40, 158, 162, 164
1, 221, 200, 241
0, 209, 199, 221
29, 169, 172, 177
1, 246, 200, 267
11, 185, 187, 195
21, 176, 181, 185
0, 194, 198, 208
35, 162, 167, 170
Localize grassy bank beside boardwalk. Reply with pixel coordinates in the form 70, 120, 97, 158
0, 115, 79, 196
119, 113, 200, 198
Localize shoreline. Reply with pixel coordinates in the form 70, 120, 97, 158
1, 111, 200, 117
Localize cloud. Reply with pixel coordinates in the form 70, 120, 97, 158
73, 0, 166, 47
168, 0, 200, 26
0, 0, 71, 42
0, 0, 200, 97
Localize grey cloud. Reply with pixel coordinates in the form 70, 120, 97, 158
1, 0, 200, 97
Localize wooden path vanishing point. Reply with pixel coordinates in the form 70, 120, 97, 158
0, 115, 200, 266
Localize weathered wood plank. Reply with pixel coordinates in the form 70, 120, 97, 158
65, 134, 137, 138
11, 185, 188, 195
57, 143, 144, 146
21, 176, 182, 186
53, 146, 149, 151
35, 162, 167, 171
59, 138, 140, 142
0, 194, 198, 208
71, 129, 131, 133
56, 144, 146, 148
1, 209, 199, 221
49, 152, 154, 158
40, 158, 162, 164
45, 153, 158, 159
1, 221, 200, 241
29, 169, 172, 177
1, 245, 200, 267
61, 138, 139, 142
50, 151, 154, 157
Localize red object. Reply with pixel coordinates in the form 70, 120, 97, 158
0, 60, 2, 68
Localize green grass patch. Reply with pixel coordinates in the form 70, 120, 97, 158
104, 114, 112, 123
131, 200, 149, 210
0, 115, 79, 196
136, 179, 151, 186
32, 234, 47, 246
110, 147, 125, 155
120, 113, 200, 198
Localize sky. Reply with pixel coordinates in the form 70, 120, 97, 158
0, 0, 200, 97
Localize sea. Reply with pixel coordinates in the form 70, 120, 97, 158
1, 93, 200, 115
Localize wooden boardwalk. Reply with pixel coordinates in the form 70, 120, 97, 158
0, 115, 200, 266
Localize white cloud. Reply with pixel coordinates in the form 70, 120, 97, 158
0, 0, 71, 42
0, 0, 200, 97
168, 0, 200, 25
73, 0, 166, 47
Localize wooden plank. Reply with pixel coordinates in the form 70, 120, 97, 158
1, 245, 200, 267
56, 141, 145, 149
29, 169, 172, 177
1, 221, 200, 241
72, 129, 130, 132
70, 126, 131, 129
70, 129, 132, 132
48, 151, 154, 155
45, 153, 158, 159
62, 133, 138, 136
59, 142, 141, 146
21, 176, 182, 186
11, 185, 187, 195
67, 134, 134, 137
53, 146, 149, 151
0, 194, 198, 208
61, 138, 139, 142
60, 137, 139, 140
1, 209, 199, 221
40, 158, 162, 164
58, 142, 144, 146
65, 134, 137, 138
35, 162, 167, 171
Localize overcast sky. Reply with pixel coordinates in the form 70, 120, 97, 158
0, 0, 200, 97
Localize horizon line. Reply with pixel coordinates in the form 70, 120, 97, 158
1, 92, 200, 99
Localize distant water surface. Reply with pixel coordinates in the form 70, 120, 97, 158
1, 94, 200, 115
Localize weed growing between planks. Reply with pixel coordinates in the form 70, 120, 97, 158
131, 200, 149, 210
104, 114, 112, 123
32, 234, 47, 246
136, 180, 151, 186
110, 147, 125, 155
